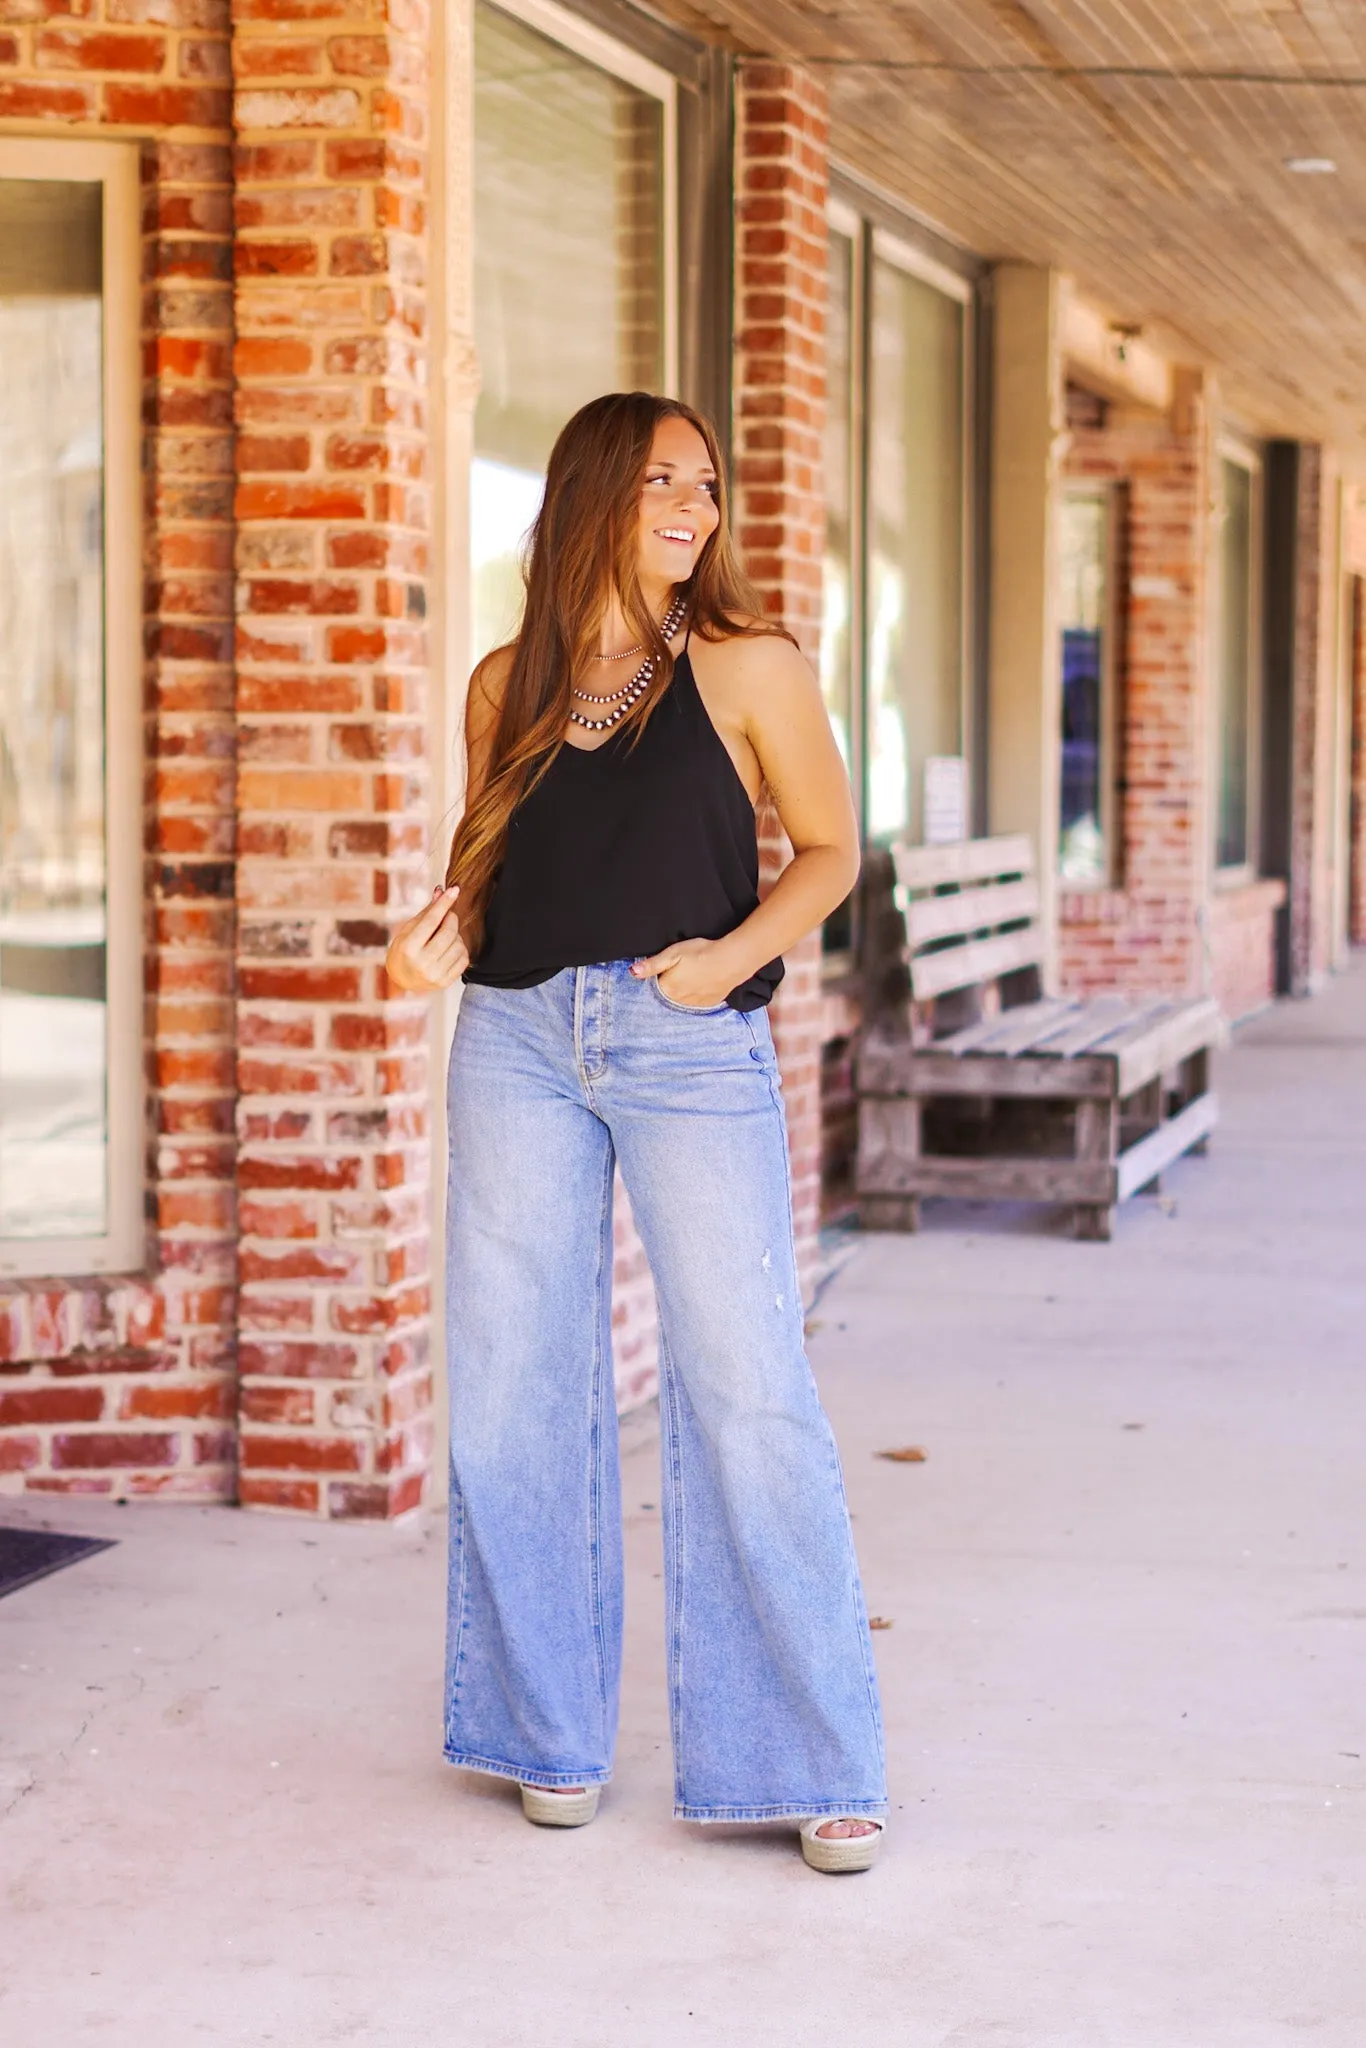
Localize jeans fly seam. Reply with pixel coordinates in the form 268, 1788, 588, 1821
572, 966, 595, 1108
586, 1134, 616, 1747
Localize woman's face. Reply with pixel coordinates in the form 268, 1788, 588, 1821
634, 416, 721, 594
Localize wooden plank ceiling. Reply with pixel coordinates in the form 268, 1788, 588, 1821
661, 0, 1366, 461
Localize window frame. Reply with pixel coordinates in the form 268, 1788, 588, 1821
0, 135, 143, 1280
1057, 478, 1121, 891
821, 187, 979, 976
1211, 433, 1264, 885
869, 226, 976, 842
478, 0, 680, 398
825, 199, 865, 834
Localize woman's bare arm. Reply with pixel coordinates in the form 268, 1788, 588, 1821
384, 649, 512, 994
632, 631, 858, 1004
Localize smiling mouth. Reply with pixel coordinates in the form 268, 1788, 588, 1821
655, 527, 697, 545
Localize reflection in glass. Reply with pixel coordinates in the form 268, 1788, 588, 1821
1058, 490, 1109, 884
866, 259, 964, 842
821, 230, 854, 776
0, 178, 107, 1240
1216, 457, 1253, 870
473, 1, 665, 661
821, 230, 855, 954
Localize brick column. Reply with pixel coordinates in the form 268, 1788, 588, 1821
1059, 373, 1216, 999
143, 111, 240, 1494
232, 2, 434, 1517
1287, 443, 1338, 995
1351, 576, 1366, 946
732, 62, 829, 1290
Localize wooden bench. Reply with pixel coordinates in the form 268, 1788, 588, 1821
855, 834, 1223, 1240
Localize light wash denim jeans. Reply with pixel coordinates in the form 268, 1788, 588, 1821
443, 960, 887, 1822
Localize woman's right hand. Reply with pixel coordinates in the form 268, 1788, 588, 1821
385, 885, 469, 993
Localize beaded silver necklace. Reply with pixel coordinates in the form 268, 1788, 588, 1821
567, 596, 688, 732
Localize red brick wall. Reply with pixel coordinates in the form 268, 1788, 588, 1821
732, 60, 829, 1291
231, 0, 434, 1517
1058, 385, 1215, 1001
0, 6, 238, 1500
1208, 878, 1285, 1024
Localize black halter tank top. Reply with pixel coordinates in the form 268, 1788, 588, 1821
464, 647, 783, 1012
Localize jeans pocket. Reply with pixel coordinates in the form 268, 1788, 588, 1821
647, 976, 732, 1018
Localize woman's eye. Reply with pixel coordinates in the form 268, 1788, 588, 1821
700, 479, 718, 497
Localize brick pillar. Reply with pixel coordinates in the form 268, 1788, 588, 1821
144, 114, 241, 1494
1060, 373, 1215, 999
1351, 576, 1366, 946
232, 3, 434, 1517
1287, 443, 1339, 995
732, 62, 829, 1291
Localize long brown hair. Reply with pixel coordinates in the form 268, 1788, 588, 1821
446, 390, 787, 957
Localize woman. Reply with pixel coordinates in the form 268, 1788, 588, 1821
386, 392, 887, 1873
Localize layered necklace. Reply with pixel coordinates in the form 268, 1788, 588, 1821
568, 594, 689, 732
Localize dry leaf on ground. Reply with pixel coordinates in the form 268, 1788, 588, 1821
877, 1445, 928, 1463
868, 1616, 893, 1630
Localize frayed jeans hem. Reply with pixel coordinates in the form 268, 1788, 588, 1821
443, 1747, 612, 1790
674, 1799, 890, 1824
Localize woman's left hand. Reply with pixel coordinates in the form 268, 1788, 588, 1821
631, 937, 735, 1010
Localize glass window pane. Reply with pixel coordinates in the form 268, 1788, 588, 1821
1058, 491, 1109, 884
1217, 457, 1253, 869
821, 229, 854, 777
821, 229, 856, 954
473, 1, 665, 660
0, 178, 107, 1241
866, 259, 964, 842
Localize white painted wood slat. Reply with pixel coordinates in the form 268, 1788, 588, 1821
902, 876, 1040, 948
893, 833, 1034, 894
1115, 1093, 1219, 1200
908, 926, 1046, 1002
934, 997, 1068, 1055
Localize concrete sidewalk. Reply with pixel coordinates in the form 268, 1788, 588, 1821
2, 965, 1365, 2047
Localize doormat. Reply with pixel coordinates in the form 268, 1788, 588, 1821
0, 1526, 116, 1601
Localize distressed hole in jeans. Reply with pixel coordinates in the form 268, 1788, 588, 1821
761, 1247, 783, 1311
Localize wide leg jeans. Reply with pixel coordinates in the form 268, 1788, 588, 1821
442, 960, 887, 1822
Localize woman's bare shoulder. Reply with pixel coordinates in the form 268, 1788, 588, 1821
699, 616, 814, 694
466, 642, 515, 739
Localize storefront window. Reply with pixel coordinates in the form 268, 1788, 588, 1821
1058, 488, 1113, 885
0, 143, 139, 1277
472, 0, 669, 661
1215, 454, 1257, 872
819, 203, 977, 958
866, 255, 966, 843
0, 178, 108, 1247
821, 230, 855, 778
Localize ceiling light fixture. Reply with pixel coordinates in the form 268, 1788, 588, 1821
1284, 156, 1337, 174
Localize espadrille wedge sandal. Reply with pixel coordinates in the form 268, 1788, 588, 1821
520, 1783, 601, 1828
799, 1816, 885, 1874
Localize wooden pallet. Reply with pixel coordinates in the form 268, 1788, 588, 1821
856, 836, 1224, 1240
